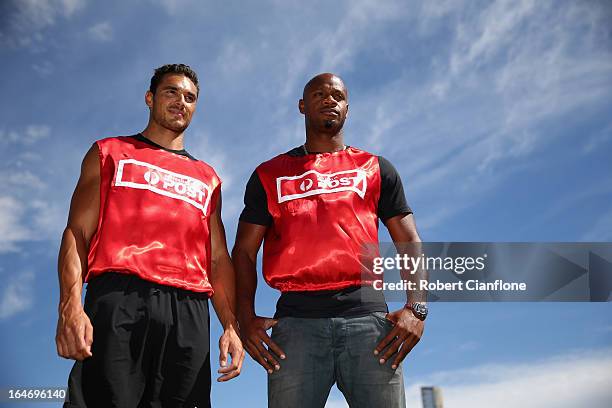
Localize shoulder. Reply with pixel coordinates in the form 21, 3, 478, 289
345, 146, 386, 172
377, 156, 397, 174
95, 135, 135, 145
346, 145, 379, 160
189, 159, 221, 184
193, 158, 217, 173
95, 135, 139, 153
375, 155, 404, 192
256, 149, 299, 173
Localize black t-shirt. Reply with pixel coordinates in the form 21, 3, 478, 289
239, 146, 412, 318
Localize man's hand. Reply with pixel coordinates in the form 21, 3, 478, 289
56, 300, 93, 361
240, 315, 285, 374
217, 325, 245, 382
374, 308, 424, 369
56, 144, 99, 362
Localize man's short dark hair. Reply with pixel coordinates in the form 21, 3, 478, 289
149, 64, 199, 95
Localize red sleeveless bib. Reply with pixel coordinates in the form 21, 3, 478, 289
86, 136, 220, 293
257, 147, 381, 292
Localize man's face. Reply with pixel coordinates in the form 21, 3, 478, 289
299, 75, 349, 132
146, 74, 198, 133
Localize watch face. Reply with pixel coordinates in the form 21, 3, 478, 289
413, 303, 427, 319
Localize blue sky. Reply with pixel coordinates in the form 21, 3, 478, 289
0, 0, 611, 407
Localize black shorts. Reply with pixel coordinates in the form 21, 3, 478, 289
64, 272, 211, 408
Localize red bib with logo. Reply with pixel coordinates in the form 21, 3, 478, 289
86, 136, 220, 293
257, 147, 381, 292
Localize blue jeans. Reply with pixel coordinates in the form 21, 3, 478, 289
268, 313, 406, 408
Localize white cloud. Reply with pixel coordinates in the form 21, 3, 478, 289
0, 170, 46, 191
518, 180, 612, 237
189, 130, 233, 189
0, 124, 62, 251
343, 0, 612, 230
450, 0, 537, 75
0, 196, 32, 253
0, 125, 50, 145
0, 190, 65, 253
88, 21, 113, 42
31, 200, 66, 240
150, 0, 198, 16
184, 0, 610, 234
60, 0, 84, 17
457, 340, 480, 352
18, 151, 43, 162
583, 123, 612, 155
24, 125, 51, 144
0, 0, 86, 48
276, 0, 410, 99
32, 60, 54, 76
404, 348, 612, 408
188, 130, 243, 222
325, 348, 612, 408
0, 271, 35, 319
316, 0, 406, 72
215, 40, 253, 75
3, 0, 611, 248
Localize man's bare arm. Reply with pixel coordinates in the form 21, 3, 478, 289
374, 213, 425, 369
232, 222, 265, 320
386, 213, 426, 302
209, 193, 238, 328
208, 192, 244, 382
56, 143, 100, 361
232, 221, 285, 374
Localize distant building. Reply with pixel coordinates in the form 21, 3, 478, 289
421, 386, 443, 408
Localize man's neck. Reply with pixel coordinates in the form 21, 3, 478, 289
303, 130, 345, 153
141, 123, 185, 151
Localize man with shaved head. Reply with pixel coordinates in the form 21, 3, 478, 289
233, 73, 425, 407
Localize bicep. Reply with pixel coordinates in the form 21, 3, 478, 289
384, 213, 420, 243
66, 143, 101, 243
233, 221, 267, 262
209, 190, 230, 258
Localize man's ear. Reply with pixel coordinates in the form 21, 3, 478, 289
298, 99, 305, 114
346, 103, 349, 118
145, 90, 154, 109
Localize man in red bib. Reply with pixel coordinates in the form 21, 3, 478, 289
56, 64, 243, 408
233, 73, 425, 407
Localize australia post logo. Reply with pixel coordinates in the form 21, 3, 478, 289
115, 159, 212, 213
276, 169, 367, 203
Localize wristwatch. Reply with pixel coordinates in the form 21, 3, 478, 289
405, 302, 428, 321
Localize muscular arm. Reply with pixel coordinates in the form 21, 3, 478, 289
56, 143, 100, 360
209, 193, 238, 329
374, 212, 426, 369
208, 192, 244, 381
232, 221, 266, 320
232, 221, 285, 373
385, 213, 426, 304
